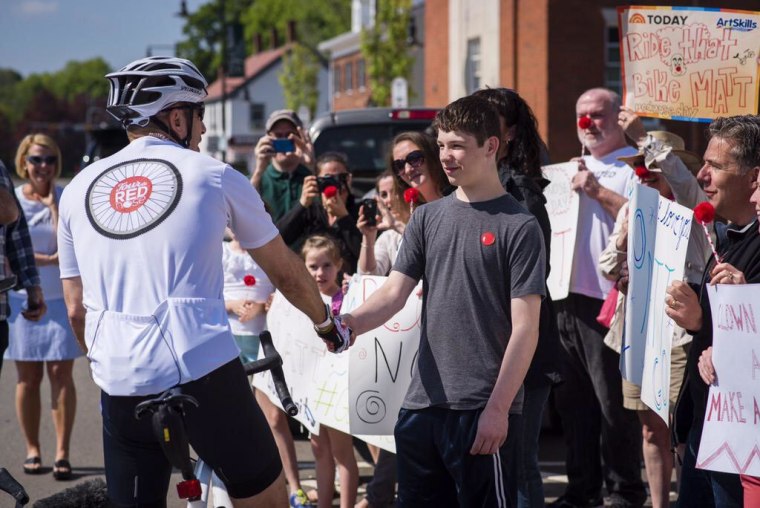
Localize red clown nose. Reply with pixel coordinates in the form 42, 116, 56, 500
323, 185, 338, 198
578, 116, 592, 129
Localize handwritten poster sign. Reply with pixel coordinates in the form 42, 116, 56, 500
343, 275, 422, 436
639, 197, 692, 421
543, 162, 580, 301
697, 284, 760, 476
624, 185, 691, 422
624, 185, 658, 386
618, 6, 760, 122
253, 291, 326, 435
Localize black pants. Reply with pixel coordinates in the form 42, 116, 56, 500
554, 293, 646, 507
101, 359, 281, 507
395, 406, 518, 507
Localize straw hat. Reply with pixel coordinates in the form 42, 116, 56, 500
618, 131, 703, 175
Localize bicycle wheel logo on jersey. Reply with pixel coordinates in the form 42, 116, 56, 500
86, 159, 183, 239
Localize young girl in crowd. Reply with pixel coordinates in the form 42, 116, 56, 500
223, 229, 315, 507
302, 235, 359, 508
222, 228, 274, 363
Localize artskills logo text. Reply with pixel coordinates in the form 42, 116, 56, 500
716, 18, 757, 32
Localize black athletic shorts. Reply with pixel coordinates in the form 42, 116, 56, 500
101, 358, 281, 507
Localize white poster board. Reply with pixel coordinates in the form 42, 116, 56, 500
253, 291, 326, 435
697, 284, 760, 476
639, 198, 692, 421
543, 162, 580, 301
624, 185, 691, 422
623, 185, 658, 386
343, 275, 422, 436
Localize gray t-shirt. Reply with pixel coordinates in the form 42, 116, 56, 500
393, 192, 546, 412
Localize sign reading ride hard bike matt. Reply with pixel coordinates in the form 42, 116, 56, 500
618, 6, 760, 122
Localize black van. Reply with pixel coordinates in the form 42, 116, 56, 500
309, 107, 438, 195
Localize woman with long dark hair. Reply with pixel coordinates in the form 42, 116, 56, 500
474, 87, 560, 508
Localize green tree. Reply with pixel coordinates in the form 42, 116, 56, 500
175, 0, 255, 82
279, 43, 321, 117
241, 0, 349, 49
45, 59, 111, 103
360, 0, 414, 106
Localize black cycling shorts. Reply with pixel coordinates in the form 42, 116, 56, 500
101, 358, 282, 506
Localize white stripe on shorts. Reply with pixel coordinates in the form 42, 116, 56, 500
492, 452, 507, 507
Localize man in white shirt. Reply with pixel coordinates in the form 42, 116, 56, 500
549, 88, 646, 508
59, 56, 349, 508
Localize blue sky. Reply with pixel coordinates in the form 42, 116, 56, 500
0, 0, 208, 77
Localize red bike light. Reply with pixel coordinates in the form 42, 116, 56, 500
177, 479, 202, 499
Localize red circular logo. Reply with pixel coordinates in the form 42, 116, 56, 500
481, 232, 495, 246
110, 176, 153, 213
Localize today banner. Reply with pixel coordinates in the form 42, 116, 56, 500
618, 6, 760, 122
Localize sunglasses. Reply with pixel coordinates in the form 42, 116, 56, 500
26, 155, 57, 166
167, 103, 205, 121
392, 150, 425, 174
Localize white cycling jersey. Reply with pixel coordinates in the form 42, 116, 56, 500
58, 136, 279, 396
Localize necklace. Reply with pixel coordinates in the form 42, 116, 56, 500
146, 131, 174, 143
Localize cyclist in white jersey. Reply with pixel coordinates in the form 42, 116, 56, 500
58, 56, 350, 508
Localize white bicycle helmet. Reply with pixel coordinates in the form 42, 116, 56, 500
106, 56, 208, 127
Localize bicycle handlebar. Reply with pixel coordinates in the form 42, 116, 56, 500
245, 331, 298, 417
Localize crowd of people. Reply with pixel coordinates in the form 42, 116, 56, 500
0, 54, 758, 508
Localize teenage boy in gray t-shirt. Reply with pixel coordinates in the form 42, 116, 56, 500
341, 95, 546, 507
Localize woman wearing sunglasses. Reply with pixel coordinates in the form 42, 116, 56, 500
6, 134, 81, 479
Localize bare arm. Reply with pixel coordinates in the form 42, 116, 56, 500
248, 234, 326, 324
471, 294, 541, 454
341, 270, 418, 335
0, 187, 19, 224
62, 277, 87, 353
572, 158, 627, 219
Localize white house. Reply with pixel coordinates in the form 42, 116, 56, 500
200, 32, 329, 173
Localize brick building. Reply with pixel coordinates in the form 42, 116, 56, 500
424, 0, 759, 163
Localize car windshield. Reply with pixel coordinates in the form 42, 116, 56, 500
313, 123, 432, 174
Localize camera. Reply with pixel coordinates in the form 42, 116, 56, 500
316, 174, 346, 192
272, 138, 295, 153
361, 199, 378, 226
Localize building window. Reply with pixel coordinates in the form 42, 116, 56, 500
357, 59, 366, 89
604, 25, 621, 94
465, 37, 481, 94
334, 63, 342, 94
250, 103, 265, 130
345, 61, 354, 92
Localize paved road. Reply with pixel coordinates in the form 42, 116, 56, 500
1, 356, 668, 507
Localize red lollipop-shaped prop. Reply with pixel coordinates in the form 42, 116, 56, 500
403, 188, 420, 204
634, 165, 651, 179
322, 185, 338, 198
244, 274, 256, 286
577, 116, 592, 129
694, 202, 721, 262
404, 187, 420, 214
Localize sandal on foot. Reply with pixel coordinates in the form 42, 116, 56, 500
23, 456, 42, 474
53, 459, 72, 480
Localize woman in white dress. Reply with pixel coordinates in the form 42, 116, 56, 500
6, 133, 81, 479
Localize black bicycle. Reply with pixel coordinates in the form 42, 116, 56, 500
134, 330, 298, 506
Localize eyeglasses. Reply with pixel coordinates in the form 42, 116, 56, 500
26, 155, 57, 166
392, 150, 425, 174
